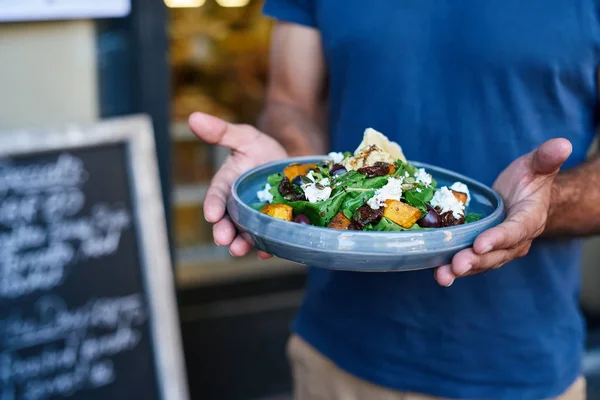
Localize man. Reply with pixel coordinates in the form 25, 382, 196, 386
189, 1, 600, 399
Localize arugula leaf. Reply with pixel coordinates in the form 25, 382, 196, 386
265, 170, 351, 226
316, 163, 331, 178
393, 160, 417, 178
332, 170, 364, 188
363, 175, 389, 189
337, 175, 389, 218
287, 191, 347, 226
365, 218, 405, 231
267, 173, 286, 203
365, 217, 424, 232
343, 151, 352, 159
341, 190, 374, 219
403, 186, 434, 213
250, 202, 266, 211
267, 172, 284, 187
465, 213, 483, 223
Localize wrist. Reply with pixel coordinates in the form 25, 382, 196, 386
544, 171, 580, 236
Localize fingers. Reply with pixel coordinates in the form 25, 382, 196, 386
451, 247, 510, 277
473, 207, 536, 254
434, 243, 530, 287
203, 164, 239, 223
213, 216, 236, 246
434, 265, 455, 287
530, 138, 572, 175
229, 236, 254, 257
189, 112, 260, 151
211, 216, 257, 257
257, 251, 273, 260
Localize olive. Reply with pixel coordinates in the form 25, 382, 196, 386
417, 205, 441, 228
330, 164, 347, 176
292, 175, 304, 186
294, 214, 311, 225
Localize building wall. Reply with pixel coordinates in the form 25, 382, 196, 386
0, 20, 99, 131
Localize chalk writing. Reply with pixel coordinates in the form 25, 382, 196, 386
0, 148, 154, 400
0, 163, 132, 298
0, 154, 86, 196
0, 295, 147, 399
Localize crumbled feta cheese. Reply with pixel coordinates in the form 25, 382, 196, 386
256, 183, 273, 203
414, 168, 432, 186
301, 172, 332, 203
327, 152, 345, 164
449, 182, 471, 206
416, 188, 422, 193
404, 171, 409, 178
431, 186, 465, 218
367, 177, 404, 210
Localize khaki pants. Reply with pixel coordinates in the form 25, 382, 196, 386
287, 335, 586, 400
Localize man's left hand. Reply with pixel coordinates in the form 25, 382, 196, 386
434, 138, 573, 287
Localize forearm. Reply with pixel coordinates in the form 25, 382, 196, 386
257, 101, 328, 157
544, 154, 600, 237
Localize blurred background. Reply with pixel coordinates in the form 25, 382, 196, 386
1, 1, 600, 399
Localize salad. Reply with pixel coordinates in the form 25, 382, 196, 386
254, 128, 481, 231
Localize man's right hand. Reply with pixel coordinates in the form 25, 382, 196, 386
188, 112, 288, 258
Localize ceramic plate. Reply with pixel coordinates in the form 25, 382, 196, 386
226, 156, 505, 272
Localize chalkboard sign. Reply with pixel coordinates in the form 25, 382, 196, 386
0, 116, 188, 400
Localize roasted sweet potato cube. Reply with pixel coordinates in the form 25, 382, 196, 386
260, 204, 293, 221
327, 212, 352, 230
387, 163, 396, 175
383, 200, 422, 229
283, 163, 317, 181
451, 190, 468, 205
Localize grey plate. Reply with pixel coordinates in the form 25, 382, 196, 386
226, 156, 505, 272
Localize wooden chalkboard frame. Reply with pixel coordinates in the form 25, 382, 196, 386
0, 114, 189, 400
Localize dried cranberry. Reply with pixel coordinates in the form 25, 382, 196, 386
278, 177, 306, 202
436, 207, 465, 227
353, 205, 384, 227
348, 220, 364, 230
357, 162, 393, 178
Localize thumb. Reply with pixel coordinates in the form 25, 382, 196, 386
531, 138, 572, 175
188, 112, 259, 151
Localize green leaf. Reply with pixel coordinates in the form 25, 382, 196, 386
288, 191, 347, 226
267, 172, 284, 187
332, 170, 364, 189
365, 218, 425, 232
266, 173, 286, 203
316, 163, 331, 178
393, 160, 417, 178
363, 218, 402, 231
465, 213, 483, 223
341, 190, 374, 218
343, 151, 352, 159
250, 202, 266, 211
403, 187, 431, 213
363, 175, 389, 189
337, 175, 388, 218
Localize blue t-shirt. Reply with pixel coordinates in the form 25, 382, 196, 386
263, 1, 600, 398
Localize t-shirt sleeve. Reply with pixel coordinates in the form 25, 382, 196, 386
262, 0, 316, 28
